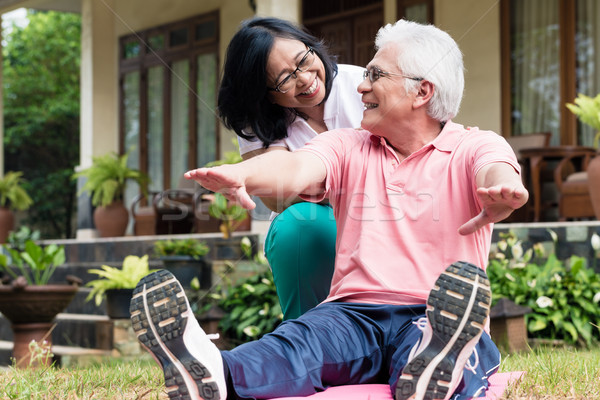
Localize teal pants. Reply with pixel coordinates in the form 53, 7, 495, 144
264, 202, 336, 320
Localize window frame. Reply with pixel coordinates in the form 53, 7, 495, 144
118, 11, 220, 190
500, 0, 577, 144
397, 0, 434, 23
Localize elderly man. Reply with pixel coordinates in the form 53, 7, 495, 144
130, 20, 527, 400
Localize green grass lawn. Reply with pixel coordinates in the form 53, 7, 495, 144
0, 359, 168, 399
499, 345, 600, 399
0, 346, 598, 399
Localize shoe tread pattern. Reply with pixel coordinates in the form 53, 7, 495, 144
130, 270, 220, 400
395, 261, 491, 400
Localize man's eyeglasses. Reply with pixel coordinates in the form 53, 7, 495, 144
363, 67, 423, 84
268, 47, 316, 94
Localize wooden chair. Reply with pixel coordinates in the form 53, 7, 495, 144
131, 185, 227, 235
554, 152, 595, 220
131, 180, 251, 235
130, 191, 159, 236
503, 132, 551, 221
505, 132, 552, 165
131, 178, 201, 235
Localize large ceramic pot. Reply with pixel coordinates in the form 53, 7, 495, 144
0, 284, 79, 367
587, 152, 600, 219
94, 201, 129, 237
0, 206, 15, 243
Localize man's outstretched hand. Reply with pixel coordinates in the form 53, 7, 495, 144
458, 185, 528, 235
185, 166, 257, 210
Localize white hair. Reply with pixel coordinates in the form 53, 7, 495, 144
375, 19, 464, 122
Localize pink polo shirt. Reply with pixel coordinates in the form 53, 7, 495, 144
298, 121, 520, 306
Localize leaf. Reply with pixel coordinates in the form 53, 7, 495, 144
562, 321, 579, 343
528, 317, 547, 332
549, 311, 562, 327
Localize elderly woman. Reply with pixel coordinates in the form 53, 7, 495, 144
217, 17, 365, 320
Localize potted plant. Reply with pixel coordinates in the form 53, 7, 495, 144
201, 139, 252, 238
207, 193, 252, 260
153, 238, 211, 289
208, 193, 250, 239
86, 255, 157, 319
73, 151, 149, 237
0, 171, 34, 243
0, 232, 79, 367
566, 93, 600, 219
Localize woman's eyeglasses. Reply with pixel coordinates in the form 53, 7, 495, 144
268, 47, 316, 94
363, 66, 423, 83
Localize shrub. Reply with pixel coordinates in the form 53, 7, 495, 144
191, 237, 282, 346
217, 269, 282, 345
488, 231, 600, 347
153, 238, 209, 258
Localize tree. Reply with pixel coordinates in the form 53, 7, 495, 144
3, 10, 81, 238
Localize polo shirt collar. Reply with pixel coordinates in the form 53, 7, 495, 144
368, 120, 465, 153
430, 120, 465, 152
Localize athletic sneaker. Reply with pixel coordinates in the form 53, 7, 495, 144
130, 269, 227, 400
395, 261, 491, 400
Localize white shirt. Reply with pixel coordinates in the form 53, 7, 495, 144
238, 64, 365, 154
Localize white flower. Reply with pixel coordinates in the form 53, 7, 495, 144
591, 233, 600, 252
527, 279, 537, 288
536, 296, 554, 309
511, 242, 524, 260
241, 236, 252, 248
242, 326, 260, 337
512, 262, 526, 269
533, 243, 545, 258
497, 240, 508, 252
256, 252, 268, 265
593, 292, 600, 303
547, 229, 558, 243
551, 273, 562, 282
505, 273, 516, 282
495, 252, 506, 260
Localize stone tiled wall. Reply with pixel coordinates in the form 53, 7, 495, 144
493, 221, 600, 273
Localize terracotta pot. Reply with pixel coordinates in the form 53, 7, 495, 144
587, 153, 600, 219
0, 284, 78, 367
12, 322, 55, 368
0, 206, 15, 243
93, 201, 129, 237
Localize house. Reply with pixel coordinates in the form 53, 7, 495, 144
0, 0, 596, 237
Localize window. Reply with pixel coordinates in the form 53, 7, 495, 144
119, 12, 219, 199
397, 0, 434, 24
502, 0, 600, 146
302, 0, 433, 68
303, 0, 383, 67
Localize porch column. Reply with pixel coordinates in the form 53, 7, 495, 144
0, 22, 4, 177
77, 0, 119, 239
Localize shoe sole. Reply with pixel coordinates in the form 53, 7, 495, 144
130, 269, 221, 400
395, 261, 491, 400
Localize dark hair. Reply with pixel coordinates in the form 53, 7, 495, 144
217, 17, 338, 148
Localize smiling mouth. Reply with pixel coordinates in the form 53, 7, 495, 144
364, 103, 378, 109
300, 78, 318, 96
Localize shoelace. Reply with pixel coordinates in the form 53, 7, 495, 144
411, 317, 480, 374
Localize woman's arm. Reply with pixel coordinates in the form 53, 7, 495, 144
241, 147, 310, 212
185, 150, 327, 210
